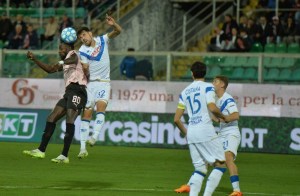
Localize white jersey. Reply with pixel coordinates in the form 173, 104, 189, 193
216, 92, 239, 135
178, 81, 217, 143
78, 34, 110, 81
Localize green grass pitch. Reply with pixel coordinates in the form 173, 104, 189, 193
0, 142, 299, 196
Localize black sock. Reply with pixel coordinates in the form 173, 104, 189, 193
38, 122, 56, 152
62, 123, 75, 157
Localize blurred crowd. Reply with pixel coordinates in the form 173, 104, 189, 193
208, 0, 300, 52
0, 13, 75, 49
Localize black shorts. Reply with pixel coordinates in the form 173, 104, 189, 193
56, 83, 87, 113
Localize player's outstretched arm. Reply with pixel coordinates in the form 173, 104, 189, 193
27, 51, 63, 73
106, 15, 122, 39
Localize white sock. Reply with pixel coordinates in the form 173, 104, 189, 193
203, 168, 226, 196
92, 112, 105, 140
230, 175, 240, 191
189, 171, 205, 196
80, 120, 90, 150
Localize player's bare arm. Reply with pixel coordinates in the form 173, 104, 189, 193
64, 53, 78, 65
224, 112, 239, 122
106, 15, 122, 39
174, 108, 187, 136
27, 51, 62, 73
207, 102, 225, 120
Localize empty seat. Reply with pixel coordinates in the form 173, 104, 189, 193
235, 57, 248, 67
221, 56, 236, 67
264, 43, 275, 53
290, 68, 300, 82
250, 42, 263, 52
277, 69, 292, 81
206, 66, 221, 80
276, 43, 287, 53
230, 67, 244, 80
263, 57, 272, 68
264, 68, 280, 81
287, 43, 300, 53
280, 58, 296, 68
243, 68, 257, 80
271, 57, 283, 67
244, 57, 258, 67
203, 56, 216, 66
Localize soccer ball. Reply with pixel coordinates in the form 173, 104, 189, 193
61, 27, 77, 44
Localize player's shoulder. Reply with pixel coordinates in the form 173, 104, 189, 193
78, 44, 88, 52
224, 92, 234, 99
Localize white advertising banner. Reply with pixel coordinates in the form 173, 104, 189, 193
0, 78, 299, 118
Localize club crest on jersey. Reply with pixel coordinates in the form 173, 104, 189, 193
91, 46, 101, 57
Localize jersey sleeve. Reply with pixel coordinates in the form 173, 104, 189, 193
226, 100, 238, 114
205, 86, 216, 104
78, 47, 88, 64
177, 93, 185, 110
103, 34, 110, 44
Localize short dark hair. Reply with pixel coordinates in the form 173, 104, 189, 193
214, 75, 229, 89
190, 61, 206, 79
77, 26, 90, 36
60, 42, 74, 50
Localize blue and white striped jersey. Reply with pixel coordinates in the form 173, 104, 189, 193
178, 81, 217, 143
78, 34, 110, 81
216, 92, 239, 134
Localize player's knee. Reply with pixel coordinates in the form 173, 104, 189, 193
214, 160, 226, 168
194, 164, 207, 175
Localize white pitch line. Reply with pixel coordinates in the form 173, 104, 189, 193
0, 185, 299, 196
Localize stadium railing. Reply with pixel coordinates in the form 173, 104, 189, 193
0, 49, 299, 84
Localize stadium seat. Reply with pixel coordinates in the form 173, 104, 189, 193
290, 68, 300, 82
44, 8, 55, 18
221, 67, 233, 77
215, 56, 225, 65
263, 57, 273, 68
31, 9, 41, 18
244, 57, 258, 67
206, 66, 221, 80
203, 56, 216, 66
277, 69, 292, 82
264, 68, 280, 81
56, 8, 66, 16
76, 7, 86, 18
243, 67, 257, 80
276, 43, 287, 53
271, 57, 283, 67
221, 56, 236, 67
264, 43, 275, 53
250, 42, 263, 52
280, 58, 296, 68
230, 67, 244, 80
287, 43, 300, 53
235, 57, 248, 67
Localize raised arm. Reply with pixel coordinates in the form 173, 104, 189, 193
27, 51, 62, 73
106, 15, 122, 39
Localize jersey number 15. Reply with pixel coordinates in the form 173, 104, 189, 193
187, 93, 201, 114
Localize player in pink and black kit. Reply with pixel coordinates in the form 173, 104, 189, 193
23, 42, 89, 163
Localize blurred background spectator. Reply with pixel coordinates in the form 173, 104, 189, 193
40, 16, 58, 47
120, 48, 137, 80
23, 24, 39, 49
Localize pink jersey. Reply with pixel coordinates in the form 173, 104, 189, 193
63, 50, 87, 87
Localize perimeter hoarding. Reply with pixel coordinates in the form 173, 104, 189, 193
0, 79, 300, 154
